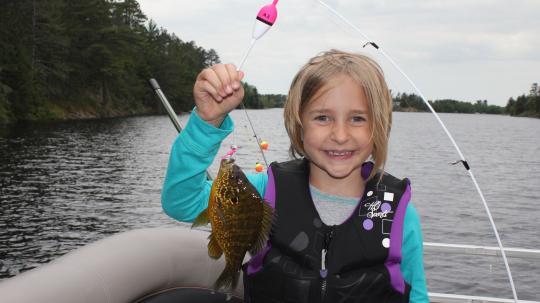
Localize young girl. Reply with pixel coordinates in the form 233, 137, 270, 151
162, 49, 428, 302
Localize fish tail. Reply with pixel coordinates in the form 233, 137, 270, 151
214, 265, 240, 294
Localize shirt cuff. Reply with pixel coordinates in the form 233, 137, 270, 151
179, 108, 234, 155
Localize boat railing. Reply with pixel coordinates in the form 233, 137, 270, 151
429, 292, 539, 303
425, 242, 540, 259
425, 242, 540, 302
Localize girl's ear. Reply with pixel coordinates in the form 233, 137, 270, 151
300, 130, 304, 141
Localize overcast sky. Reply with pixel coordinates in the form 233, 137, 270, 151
138, 0, 539, 106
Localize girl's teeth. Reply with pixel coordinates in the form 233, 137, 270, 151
329, 151, 349, 156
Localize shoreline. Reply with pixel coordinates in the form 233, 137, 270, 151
2, 106, 538, 127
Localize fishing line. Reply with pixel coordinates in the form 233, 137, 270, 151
236, 42, 270, 168
236, 43, 270, 168
237, 39, 257, 72
230, 1, 280, 169
314, 1, 518, 301
238, 102, 270, 168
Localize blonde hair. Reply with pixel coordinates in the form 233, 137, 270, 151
283, 49, 393, 180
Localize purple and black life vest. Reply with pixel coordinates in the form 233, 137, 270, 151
243, 159, 412, 303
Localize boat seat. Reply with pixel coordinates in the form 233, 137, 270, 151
135, 287, 243, 303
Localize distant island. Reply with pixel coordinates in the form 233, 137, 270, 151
392, 85, 539, 118
1, 0, 538, 124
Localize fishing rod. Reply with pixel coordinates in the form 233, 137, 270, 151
232, 0, 280, 169
313, 0, 519, 301
155, 2, 517, 299
149, 0, 280, 178
149, 79, 182, 133
149, 78, 213, 180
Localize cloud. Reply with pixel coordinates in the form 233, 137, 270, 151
138, 0, 540, 106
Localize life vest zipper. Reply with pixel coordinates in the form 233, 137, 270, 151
320, 228, 334, 302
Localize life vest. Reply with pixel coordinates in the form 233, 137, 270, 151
243, 159, 412, 303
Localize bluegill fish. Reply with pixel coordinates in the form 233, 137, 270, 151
192, 158, 274, 293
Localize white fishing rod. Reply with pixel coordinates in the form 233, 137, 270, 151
149, 1, 280, 178
232, 0, 281, 168
314, 0, 518, 301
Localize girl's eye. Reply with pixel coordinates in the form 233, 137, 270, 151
314, 115, 330, 122
352, 116, 366, 123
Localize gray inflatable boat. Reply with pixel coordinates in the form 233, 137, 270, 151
0, 228, 244, 303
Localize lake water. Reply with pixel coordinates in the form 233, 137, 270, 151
1, 109, 539, 300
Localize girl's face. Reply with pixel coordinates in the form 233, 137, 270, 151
300, 75, 373, 186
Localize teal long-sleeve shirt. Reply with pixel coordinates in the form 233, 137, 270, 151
161, 109, 429, 302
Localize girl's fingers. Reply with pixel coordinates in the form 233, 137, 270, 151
213, 64, 233, 95
199, 68, 225, 97
199, 80, 222, 102
225, 64, 241, 90
198, 64, 244, 94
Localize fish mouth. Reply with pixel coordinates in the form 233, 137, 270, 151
222, 157, 235, 165
219, 157, 242, 181
220, 157, 236, 171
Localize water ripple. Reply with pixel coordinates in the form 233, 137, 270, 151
1, 111, 539, 299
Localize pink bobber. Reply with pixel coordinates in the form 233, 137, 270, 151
252, 0, 279, 40
256, 0, 279, 26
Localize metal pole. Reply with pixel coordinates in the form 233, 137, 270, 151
149, 78, 183, 133
149, 78, 212, 180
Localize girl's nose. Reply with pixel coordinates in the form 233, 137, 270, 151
330, 122, 349, 144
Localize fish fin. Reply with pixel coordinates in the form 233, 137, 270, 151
249, 200, 275, 255
214, 265, 239, 294
208, 233, 223, 259
191, 208, 210, 229
231, 270, 240, 293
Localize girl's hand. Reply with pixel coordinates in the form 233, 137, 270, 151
193, 63, 244, 127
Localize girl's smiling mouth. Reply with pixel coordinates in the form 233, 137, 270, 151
325, 150, 353, 159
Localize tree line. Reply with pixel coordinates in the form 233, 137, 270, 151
394, 93, 504, 114
0, 0, 281, 125
505, 83, 540, 117
1, 0, 535, 124
394, 84, 539, 118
